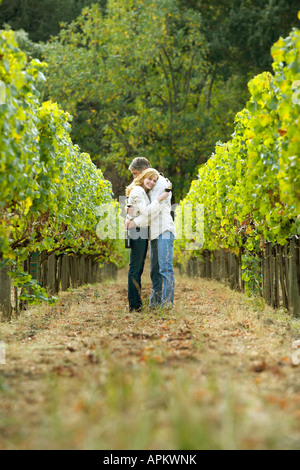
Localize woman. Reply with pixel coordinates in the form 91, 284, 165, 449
125, 168, 169, 312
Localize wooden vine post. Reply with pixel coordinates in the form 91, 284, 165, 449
289, 237, 300, 318
0, 257, 11, 321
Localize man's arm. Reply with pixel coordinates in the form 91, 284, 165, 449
148, 174, 167, 201
148, 174, 172, 214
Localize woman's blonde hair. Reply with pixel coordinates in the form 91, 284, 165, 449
126, 168, 159, 197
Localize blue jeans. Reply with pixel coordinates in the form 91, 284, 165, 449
128, 227, 148, 311
150, 231, 175, 308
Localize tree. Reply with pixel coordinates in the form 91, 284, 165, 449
44, 0, 239, 200
179, 0, 300, 77
2, 0, 298, 199
0, 0, 107, 42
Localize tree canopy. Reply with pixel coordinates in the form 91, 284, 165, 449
179, 0, 300, 75
44, 0, 243, 199
2, 0, 298, 199
0, 0, 107, 42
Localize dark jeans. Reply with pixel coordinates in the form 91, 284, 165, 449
128, 227, 148, 311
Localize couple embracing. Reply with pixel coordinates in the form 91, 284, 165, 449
125, 157, 176, 312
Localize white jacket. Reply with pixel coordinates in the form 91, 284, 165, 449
127, 186, 161, 221
133, 175, 176, 241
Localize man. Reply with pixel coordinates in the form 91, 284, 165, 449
126, 157, 176, 309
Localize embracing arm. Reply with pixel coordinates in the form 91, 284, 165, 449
127, 187, 169, 228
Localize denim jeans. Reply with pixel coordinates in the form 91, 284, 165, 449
128, 227, 148, 311
150, 231, 175, 308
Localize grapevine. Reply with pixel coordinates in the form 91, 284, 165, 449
174, 26, 300, 295
0, 30, 126, 305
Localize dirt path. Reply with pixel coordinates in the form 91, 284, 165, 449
1, 260, 300, 450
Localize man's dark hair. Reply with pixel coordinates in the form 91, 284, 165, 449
129, 157, 151, 172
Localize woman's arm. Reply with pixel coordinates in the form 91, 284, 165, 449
126, 187, 169, 228
129, 187, 168, 217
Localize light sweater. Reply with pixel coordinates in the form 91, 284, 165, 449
133, 175, 176, 241
127, 185, 161, 222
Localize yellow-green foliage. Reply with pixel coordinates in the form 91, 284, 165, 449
0, 30, 127, 303
174, 25, 300, 292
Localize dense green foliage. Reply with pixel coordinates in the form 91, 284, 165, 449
180, 0, 300, 75
42, 0, 299, 200
1, 0, 298, 200
1, 0, 299, 304
43, 0, 246, 199
174, 24, 300, 294
0, 29, 125, 304
0, 0, 107, 42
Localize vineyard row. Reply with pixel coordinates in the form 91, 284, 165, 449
0, 253, 118, 321
182, 236, 300, 317
174, 24, 300, 312
0, 30, 126, 315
